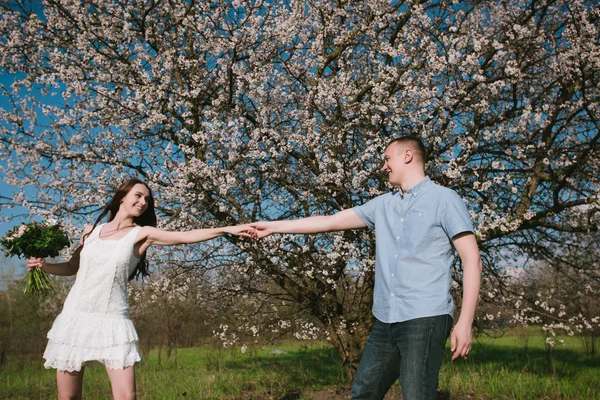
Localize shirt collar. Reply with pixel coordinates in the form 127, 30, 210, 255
396, 176, 431, 198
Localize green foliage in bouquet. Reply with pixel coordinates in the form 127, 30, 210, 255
0, 222, 70, 295
1, 222, 70, 259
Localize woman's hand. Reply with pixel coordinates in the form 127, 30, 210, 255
248, 221, 275, 239
27, 257, 46, 272
223, 224, 258, 238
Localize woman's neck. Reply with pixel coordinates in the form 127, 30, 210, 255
108, 213, 135, 229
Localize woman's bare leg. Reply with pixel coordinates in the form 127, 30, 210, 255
105, 365, 136, 400
57, 367, 85, 400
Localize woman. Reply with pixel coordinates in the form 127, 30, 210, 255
28, 178, 254, 400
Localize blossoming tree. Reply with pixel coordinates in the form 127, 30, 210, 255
1, 0, 599, 377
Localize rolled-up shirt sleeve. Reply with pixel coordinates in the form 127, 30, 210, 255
353, 195, 383, 230
441, 190, 474, 239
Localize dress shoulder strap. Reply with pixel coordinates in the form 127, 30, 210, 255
126, 225, 144, 243
92, 223, 105, 238
83, 223, 104, 244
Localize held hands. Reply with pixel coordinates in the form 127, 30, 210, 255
450, 319, 473, 361
224, 222, 273, 240
27, 257, 46, 272
248, 221, 275, 239
223, 224, 259, 239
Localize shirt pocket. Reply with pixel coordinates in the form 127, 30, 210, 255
405, 209, 433, 245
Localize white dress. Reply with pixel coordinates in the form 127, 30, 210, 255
43, 224, 143, 372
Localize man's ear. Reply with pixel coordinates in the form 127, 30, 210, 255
404, 148, 414, 163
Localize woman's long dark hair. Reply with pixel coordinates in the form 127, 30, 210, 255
83, 178, 157, 280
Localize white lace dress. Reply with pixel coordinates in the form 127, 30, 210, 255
43, 224, 143, 372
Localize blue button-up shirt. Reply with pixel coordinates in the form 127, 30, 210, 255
353, 177, 474, 323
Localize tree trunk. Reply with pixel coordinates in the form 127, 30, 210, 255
326, 316, 373, 381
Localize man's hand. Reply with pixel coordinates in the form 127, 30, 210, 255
249, 221, 275, 239
450, 319, 473, 360
222, 224, 258, 238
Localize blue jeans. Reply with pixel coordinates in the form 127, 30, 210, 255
351, 315, 452, 400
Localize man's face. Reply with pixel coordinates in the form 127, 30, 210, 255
380, 142, 407, 187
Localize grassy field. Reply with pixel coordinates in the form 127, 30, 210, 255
1, 332, 598, 399
439, 332, 600, 400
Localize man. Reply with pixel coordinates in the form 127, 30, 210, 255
251, 136, 482, 399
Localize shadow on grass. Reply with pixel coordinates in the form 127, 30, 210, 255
226, 340, 600, 380
458, 340, 600, 378
197, 340, 599, 399
222, 345, 344, 386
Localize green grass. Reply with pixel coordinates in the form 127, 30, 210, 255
1, 334, 598, 399
439, 332, 600, 400
1, 342, 345, 399
135, 343, 345, 399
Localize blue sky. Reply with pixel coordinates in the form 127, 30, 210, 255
0, 181, 27, 278
0, 182, 27, 235
0, 73, 33, 276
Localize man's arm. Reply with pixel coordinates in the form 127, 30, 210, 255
450, 232, 482, 361
251, 209, 366, 238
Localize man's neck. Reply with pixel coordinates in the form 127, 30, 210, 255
401, 173, 426, 194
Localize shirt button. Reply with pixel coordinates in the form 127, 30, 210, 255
394, 254, 398, 258
396, 236, 400, 240
391, 273, 395, 277
400, 218, 404, 222
390, 292, 395, 296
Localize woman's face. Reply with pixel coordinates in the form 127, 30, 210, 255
120, 183, 150, 217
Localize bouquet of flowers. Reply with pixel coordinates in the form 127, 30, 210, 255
0, 222, 70, 295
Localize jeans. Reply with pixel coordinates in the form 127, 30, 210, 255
351, 314, 452, 400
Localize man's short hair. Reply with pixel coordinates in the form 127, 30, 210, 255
387, 136, 428, 164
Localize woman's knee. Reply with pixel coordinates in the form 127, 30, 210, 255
58, 393, 82, 400
113, 390, 136, 400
